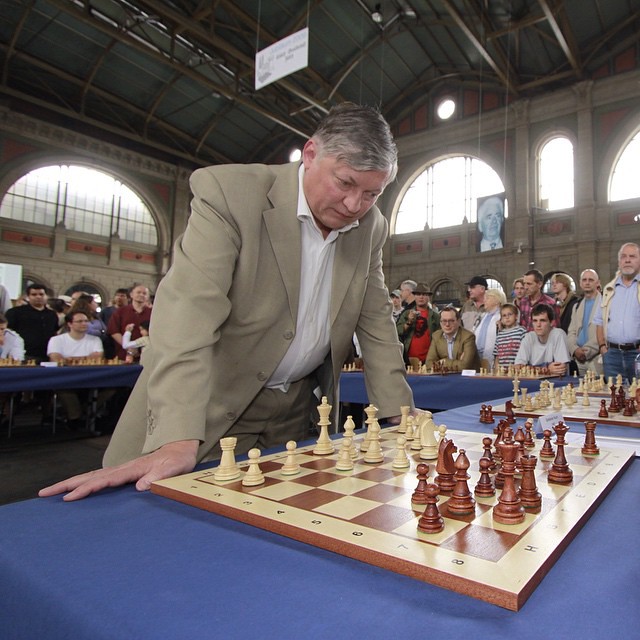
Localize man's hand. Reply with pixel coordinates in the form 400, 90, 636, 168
573, 347, 587, 363
38, 440, 199, 502
386, 408, 424, 425
548, 362, 567, 375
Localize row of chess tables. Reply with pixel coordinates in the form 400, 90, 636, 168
0, 371, 638, 638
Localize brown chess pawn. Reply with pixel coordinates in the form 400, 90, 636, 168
598, 399, 609, 418
539, 429, 555, 459
411, 462, 429, 505
481, 436, 496, 471
524, 420, 536, 449
474, 457, 496, 497
548, 421, 573, 484
417, 482, 445, 534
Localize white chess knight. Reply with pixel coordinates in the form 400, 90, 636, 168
417, 412, 439, 460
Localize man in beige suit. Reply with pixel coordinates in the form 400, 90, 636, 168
425, 307, 480, 371
41, 103, 414, 501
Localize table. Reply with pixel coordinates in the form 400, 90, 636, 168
1, 447, 637, 638
340, 371, 570, 410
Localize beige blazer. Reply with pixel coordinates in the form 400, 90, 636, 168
104, 162, 412, 466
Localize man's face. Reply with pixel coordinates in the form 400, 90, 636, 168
68, 313, 90, 335
415, 293, 429, 309
27, 288, 47, 309
0, 322, 6, 343
391, 296, 402, 309
468, 284, 485, 302
478, 198, 503, 241
580, 270, 599, 295
619, 244, 640, 278
130, 286, 149, 304
523, 275, 541, 298
400, 286, 412, 302
532, 313, 552, 340
114, 292, 129, 307
440, 311, 459, 337
302, 139, 390, 237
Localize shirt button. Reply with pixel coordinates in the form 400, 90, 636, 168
225, 412, 236, 421
283, 331, 294, 340
257, 372, 267, 381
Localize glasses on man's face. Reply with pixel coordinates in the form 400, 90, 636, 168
441, 319, 456, 324
72, 319, 90, 323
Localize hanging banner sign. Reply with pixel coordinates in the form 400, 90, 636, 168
255, 28, 309, 90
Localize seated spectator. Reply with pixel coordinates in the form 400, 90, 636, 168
493, 303, 526, 369
514, 303, 570, 375
396, 283, 440, 365
47, 311, 110, 429
551, 273, 579, 333
473, 288, 506, 365
425, 306, 480, 371
122, 321, 150, 365
0, 313, 25, 361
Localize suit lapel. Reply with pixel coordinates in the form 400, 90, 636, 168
263, 163, 302, 321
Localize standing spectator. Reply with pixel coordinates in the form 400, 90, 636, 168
399, 279, 417, 310
49, 295, 72, 327
425, 306, 480, 371
396, 283, 440, 365
493, 303, 526, 369
0, 313, 25, 361
0, 283, 12, 313
512, 278, 525, 308
519, 269, 559, 331
100, 288, 130, 326
515, 303, 570, 375
107, 284, 152, 360
551, 272, 579, 333
594, 242, 640, 383
567, 269, 602, 376
390, 289, 403, 322
5, 284, 59, 362
461, 275, 487, 331
473, 288, 506, 365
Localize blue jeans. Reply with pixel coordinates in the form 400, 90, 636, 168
602, 348, 639, 384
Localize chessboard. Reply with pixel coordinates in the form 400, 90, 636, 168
490, 401, 640, 429
151, 422, 635, 611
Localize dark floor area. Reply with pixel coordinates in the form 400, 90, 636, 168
0, 401, 112, 505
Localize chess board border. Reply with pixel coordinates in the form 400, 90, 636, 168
151, 429, 635, 611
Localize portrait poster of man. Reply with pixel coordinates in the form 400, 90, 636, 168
476, 193, 505, 252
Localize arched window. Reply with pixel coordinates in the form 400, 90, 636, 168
431, 279, 460, 309
610, 130, 640, 201
0, 165, 158, 245
538, 137, 574, 210
395, 156, 506, 233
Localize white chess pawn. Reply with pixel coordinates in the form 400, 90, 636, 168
242, 448, 265, 486
336, 437, 354, 471
281, 440, 301, 476
392, 436, 410, 469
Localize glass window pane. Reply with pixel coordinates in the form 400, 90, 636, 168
610, 132, 640, 201
539, 137, 574, 210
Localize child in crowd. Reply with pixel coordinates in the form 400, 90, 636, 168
493, 303, 526, 369
122, 320, 150, 364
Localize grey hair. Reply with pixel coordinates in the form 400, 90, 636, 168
311, 102, 398, 182
618, 242, 640, 259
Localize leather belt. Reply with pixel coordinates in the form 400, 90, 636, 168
607, 341, 640, 351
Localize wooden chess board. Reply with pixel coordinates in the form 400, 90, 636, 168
490, 401, 640, 429
151, 427, 635, 611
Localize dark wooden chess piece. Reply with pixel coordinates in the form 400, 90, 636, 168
539, 429, 555, 459
434, 438, 457, 493
518, 454, 542, 512
598, 399, 609, 418
446, 449, 476, 516
417, 482, 445, 534
524, 420, 536, 449
514, 425, 526, 467
492, 420, 508, 464
474, 457, 496, 497
623, 398, 636, 417
493, 437, 525, 525
481, 436, 496, 471
411, 463, 429, 505
548, 421, 573, 484
581, 421, 600, 455
505, 400, 517, 424
608, 384, 619, 413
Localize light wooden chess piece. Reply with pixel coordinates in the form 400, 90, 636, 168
313, 396, 335, 455
397, 405, 410, 434
363, 417, 384, 464
392, 436, 410, 469
214, 436, 241, 482
336, 437, 355, 471
418, 412, 439, 460
360, 404, 378, 452
281, 440, 301, 476
342, 415, 359, 459
242, 448, 265, 486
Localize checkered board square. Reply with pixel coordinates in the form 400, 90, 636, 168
151, 427, 635, 610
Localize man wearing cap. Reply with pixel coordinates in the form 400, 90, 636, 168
396, 283, 440, 365
390, 289, 403, 321
461, 276, 487, 331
